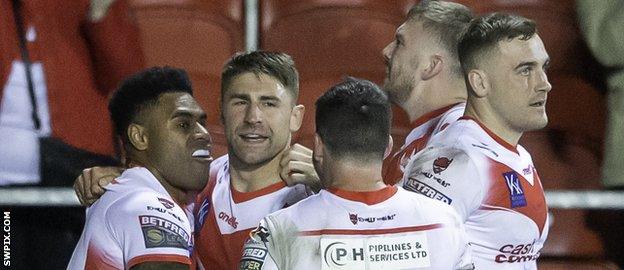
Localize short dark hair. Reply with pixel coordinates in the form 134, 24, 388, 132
407, 0, 473, 74
458, 12, 537, 74
109, 66, 193, 142
315, 77, 391, 161
221, 51, 299, 103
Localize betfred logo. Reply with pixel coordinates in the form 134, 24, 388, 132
403, 179, 452, 204
432, 157, 452, 174
495, 240, 540, 263
503, 171, 527, 208
218, 212, 238, 229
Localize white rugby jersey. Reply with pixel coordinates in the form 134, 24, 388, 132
194, 155, 312, 269
68, 167, 194, 269
400, 116, 549, 269
383, 103, 465, 185
240, 186, 474, 270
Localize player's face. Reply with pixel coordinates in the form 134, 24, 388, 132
222, 72, 300, 167
382, 20, 425, 105
485, 35, 552, 133
146, 92, 212, 191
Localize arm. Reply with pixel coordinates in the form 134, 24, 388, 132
73, 166, 123, 206
577, 0, 624, 68
130, 262, 188, 270
401, 147, 484, 221
83, 0, 144, 94
279, 143, 321, 192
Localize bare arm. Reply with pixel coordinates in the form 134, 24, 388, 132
279, 143, 321, 192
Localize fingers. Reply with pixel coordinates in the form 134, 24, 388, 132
74, 168, 92, 206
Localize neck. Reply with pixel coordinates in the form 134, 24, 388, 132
326, 159, 386, 192
229, 151, 284, 193
140, 163, 189, 205
464, 101, 522, 146
402, 76, 467, 123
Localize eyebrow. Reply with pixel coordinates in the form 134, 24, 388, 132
515, 57, 551, 70
171, 110, 206, 120
229, 93, 282, 102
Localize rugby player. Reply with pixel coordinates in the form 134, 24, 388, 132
72, 51, 319, 269
402, 13, 551, 269
382, 0, 474, 184
240, 78, 474, 270
68, 67, 210, 269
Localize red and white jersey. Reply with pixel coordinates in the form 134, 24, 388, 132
68, 167, 194, 269
194, 155, 312, 269
400, 116, 549, 269
240, 186, 474, 270
383, 103, 465, 185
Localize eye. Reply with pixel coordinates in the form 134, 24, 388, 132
232, 99, 247, 106
178, 121, 190, 129
520, 67, 532, 76
263, 101, 277, 107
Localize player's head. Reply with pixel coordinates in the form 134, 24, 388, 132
109, 66, 211, 192
314, 77, 391, 187
382, 0, 473, 106
220, 51, 304, 169
459, 12, 551, 133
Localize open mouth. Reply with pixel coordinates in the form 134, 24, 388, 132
191, 149, 213, 162
239, 133, 269, 143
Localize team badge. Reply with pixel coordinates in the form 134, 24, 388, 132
349, 213, 358, 225
432, 157, 453, 174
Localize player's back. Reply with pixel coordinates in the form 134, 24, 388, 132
401, 117, 549, 269
241, 186, 473, 270
68, 167, 193, 270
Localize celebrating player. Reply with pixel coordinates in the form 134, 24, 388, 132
382, 0, 473, 184
402, 13, 551, 269
68, 67, 210, 269
240, 78, 474, 270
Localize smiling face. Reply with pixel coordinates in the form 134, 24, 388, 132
221, 72, 302, 168
143, 92, 211, 191
483, 35, 552, 133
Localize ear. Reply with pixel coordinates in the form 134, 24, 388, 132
383, 135, 394, 159
289, 104, 305, 132
467, 69, 489, 98
127, 123, 149, 151
421, 54, 443, 81
313, 133, 324, 162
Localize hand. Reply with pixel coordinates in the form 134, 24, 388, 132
279, 143, 321, 192
73, 166, 123, 206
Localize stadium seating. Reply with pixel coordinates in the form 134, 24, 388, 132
260, 0, 415, 149
129, 0, 244, 157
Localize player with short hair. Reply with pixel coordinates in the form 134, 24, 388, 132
240, 78, 474, 270
382, 0, 474, 184
402, 13, 551, 269
68, 67, 211, 269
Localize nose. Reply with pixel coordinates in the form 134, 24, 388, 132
382, 41, 394, 63
194, 123, 212, 144
536, 70, 552, 93
244, 103, 263, 125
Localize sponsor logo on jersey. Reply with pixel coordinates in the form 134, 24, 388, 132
348, 213, 396, 225
418, 171, 451, 187
158, 197, 175, 209
432, 157, 453, 174
240, 238, 268, 270
196, 198, 210, 231
495, 240, 540, 263
139, 215, 190, 250
404, 179, 452, 204
218, 212, 239, 229
321, 235, 430, 269
146, 206, 183, 223
503, 171, 527, 208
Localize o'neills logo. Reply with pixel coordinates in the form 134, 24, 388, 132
432, 157, 453, 174
495, 240, 540, 263
218, 212, 238, 229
